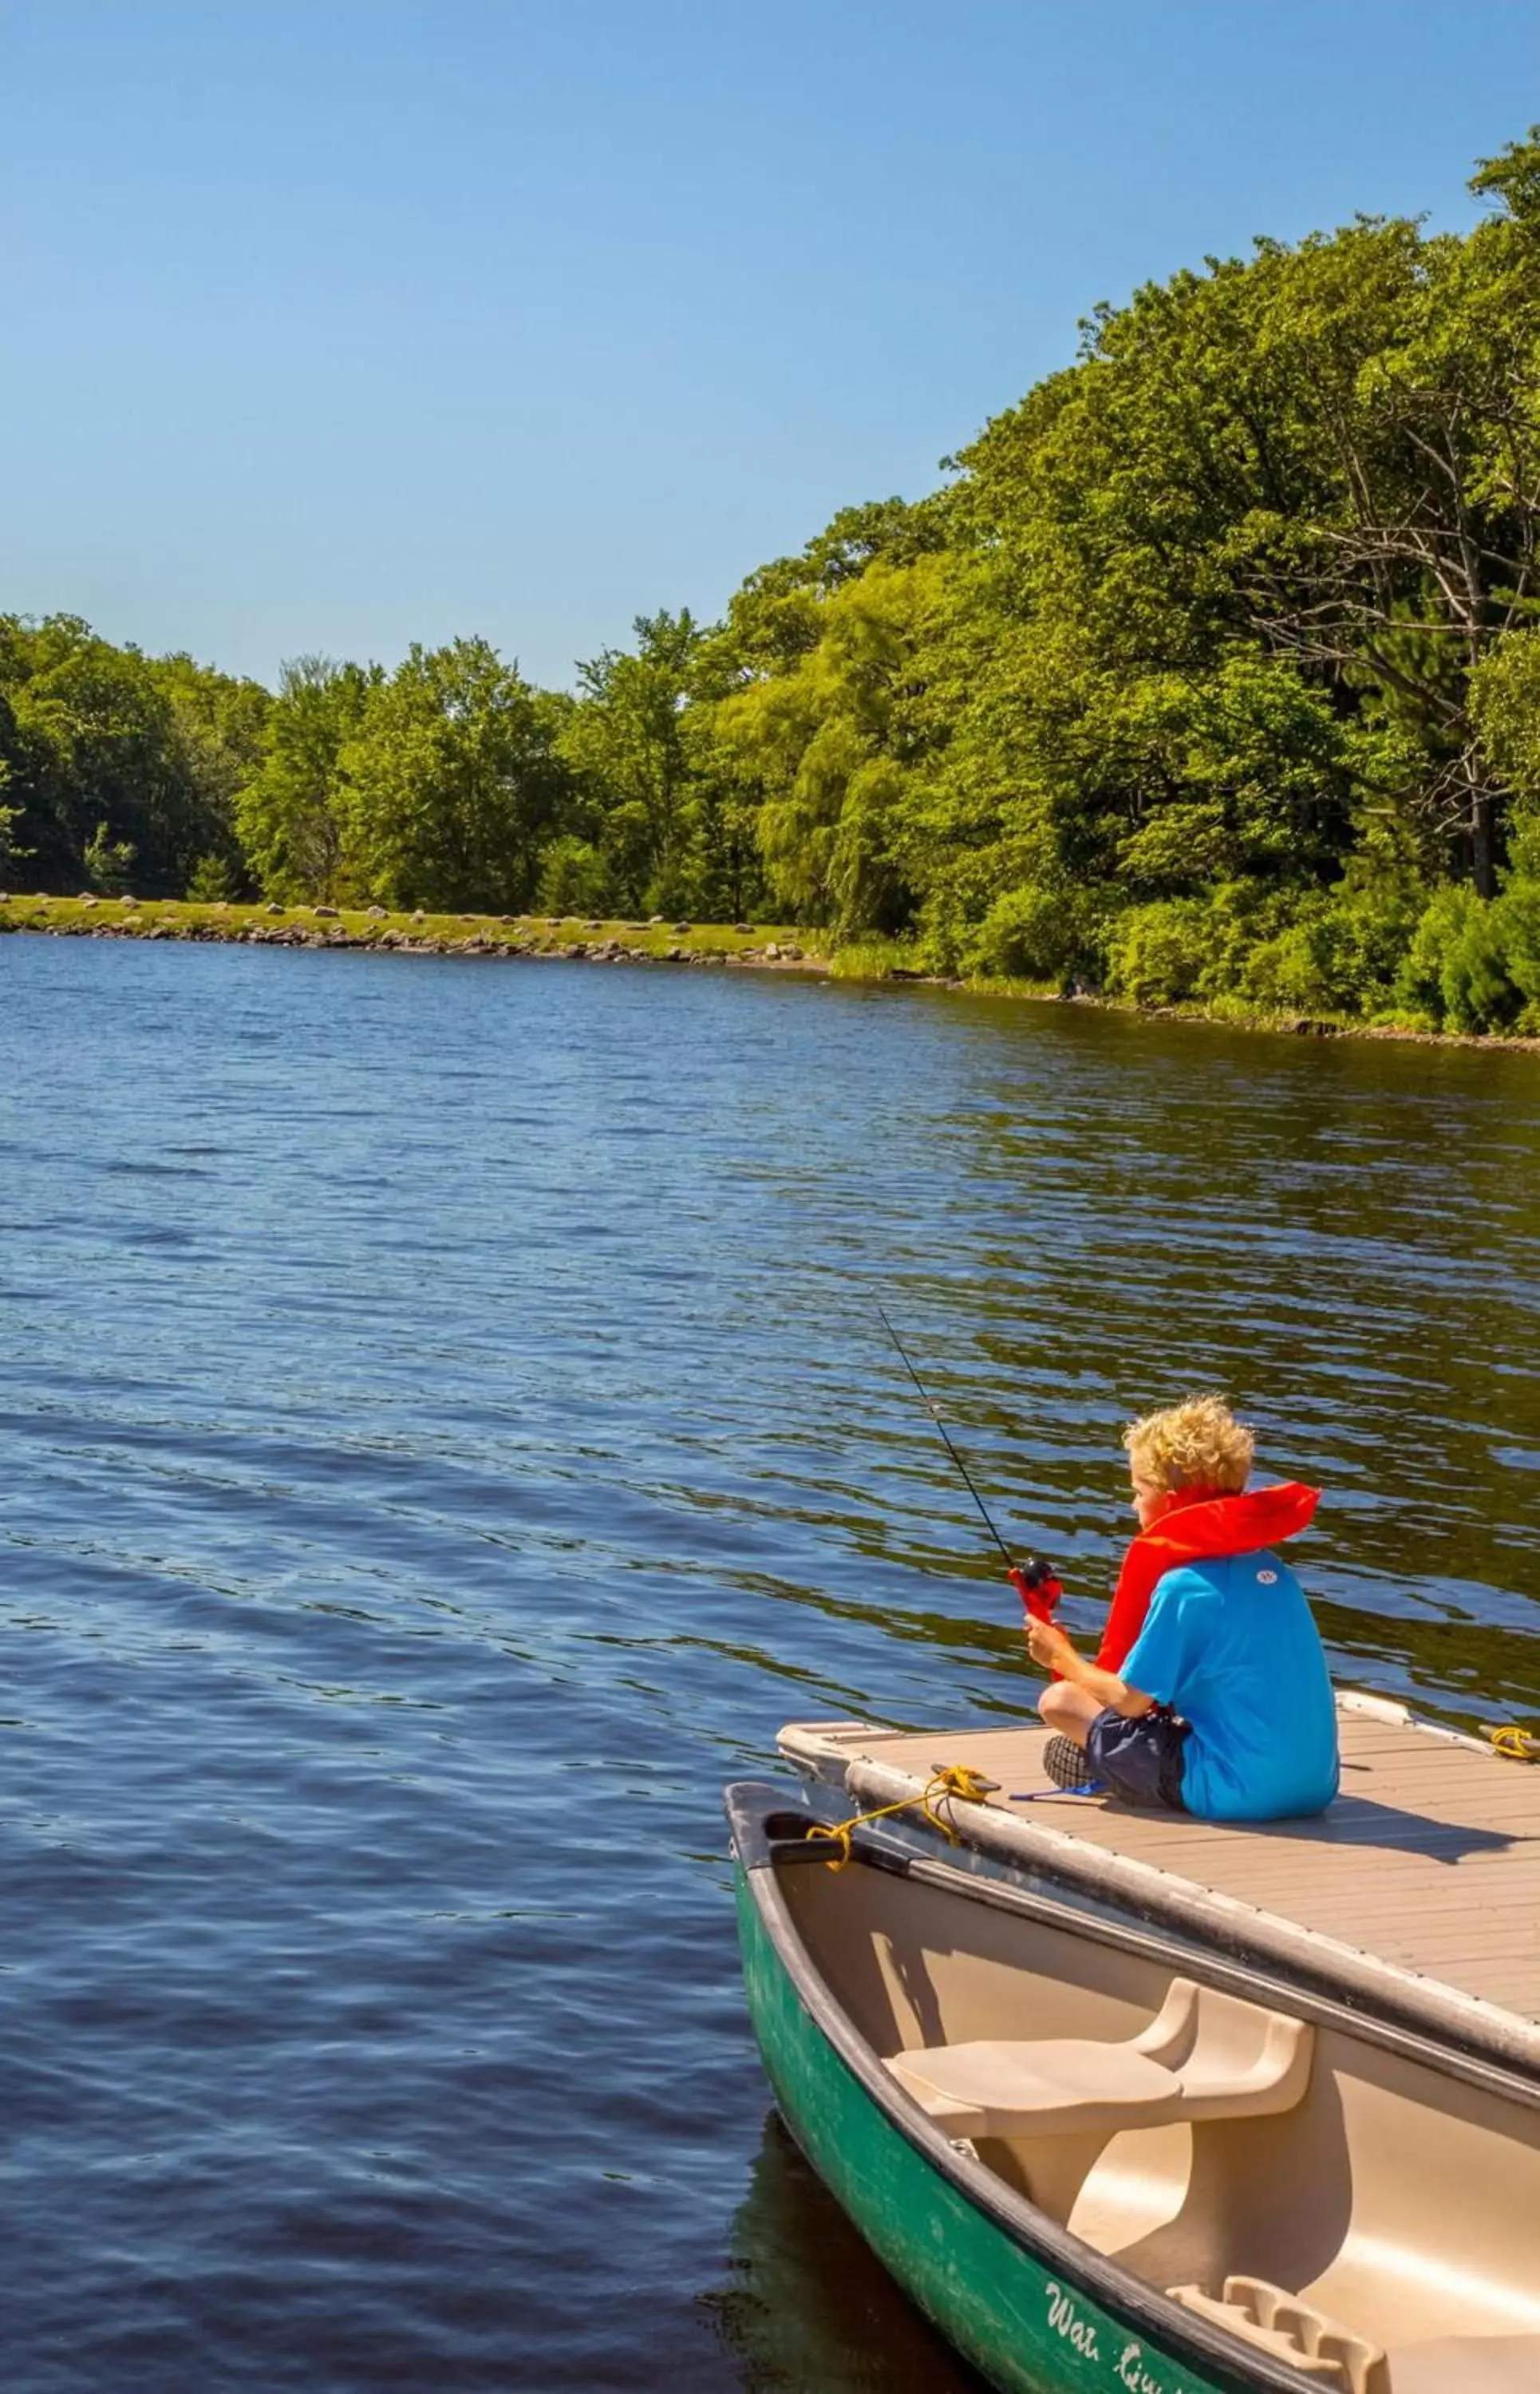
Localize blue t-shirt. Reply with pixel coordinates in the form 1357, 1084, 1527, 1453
1120, 1550, 1339, 1822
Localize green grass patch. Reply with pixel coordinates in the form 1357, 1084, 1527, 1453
827, 937, 931, 982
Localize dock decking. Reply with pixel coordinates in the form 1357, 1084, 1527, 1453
777, 1698, 1540, 2073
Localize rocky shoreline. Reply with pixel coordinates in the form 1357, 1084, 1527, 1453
0, 895, 827, 974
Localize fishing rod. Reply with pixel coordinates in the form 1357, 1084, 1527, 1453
876, 1304, 1062, 1626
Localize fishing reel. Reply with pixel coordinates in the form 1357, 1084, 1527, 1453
1009, 1555, 1063, 1626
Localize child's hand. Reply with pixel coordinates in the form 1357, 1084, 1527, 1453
1025, 1615, 1073, 1672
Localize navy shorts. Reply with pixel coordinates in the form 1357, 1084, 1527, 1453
1086, 1707, 1189, 1811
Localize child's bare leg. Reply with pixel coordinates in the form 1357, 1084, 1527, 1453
1037, 1680, 1104, 1748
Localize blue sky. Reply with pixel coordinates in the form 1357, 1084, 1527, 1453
6, 1, 1539, 691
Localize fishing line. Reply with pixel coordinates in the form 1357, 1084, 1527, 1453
875, 1302, 1016, 1565
875, 1304, 1064, 1628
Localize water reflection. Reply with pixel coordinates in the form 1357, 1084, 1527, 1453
701, 2112, 988, 2394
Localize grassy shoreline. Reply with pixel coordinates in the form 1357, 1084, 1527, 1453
5, 893, 1537, 1054
0, 894, 826, 972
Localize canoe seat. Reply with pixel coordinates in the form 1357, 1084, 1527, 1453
883, 1976, 1312, 2140
1169, 2279, 1388, 2394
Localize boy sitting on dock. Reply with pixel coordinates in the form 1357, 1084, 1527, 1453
1025, 1396, 1339, 1821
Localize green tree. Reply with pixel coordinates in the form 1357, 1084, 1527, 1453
151, 652, 270, 890
338, 638, 567, 911
559, 610, 709, 915
1472, 626, 1540, 875
0, 614, 219, 893
0, 810, 24, 880
701, 554, 950, 933
84, 820, 136, 895
186, 852, 238, 902
235, 656, 380, 902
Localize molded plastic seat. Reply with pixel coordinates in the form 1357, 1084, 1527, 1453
886, 2036, 1177, 2139
883, 1976, 1313, 2141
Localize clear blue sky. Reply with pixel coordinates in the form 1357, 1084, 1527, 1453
6, 1, 1539, 691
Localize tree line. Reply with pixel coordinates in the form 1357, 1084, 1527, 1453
7, 130, 1540, 1031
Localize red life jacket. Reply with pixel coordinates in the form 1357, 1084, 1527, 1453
1096, 1483, 1320, 1675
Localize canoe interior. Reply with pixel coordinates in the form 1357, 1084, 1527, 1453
775, 1832, 1540, 2394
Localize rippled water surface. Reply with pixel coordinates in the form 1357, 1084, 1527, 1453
2, 935, 1538, 2392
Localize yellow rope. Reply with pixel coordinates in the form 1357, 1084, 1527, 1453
807, 1763, 1000, 1871
1491, 1725, 1540, 1764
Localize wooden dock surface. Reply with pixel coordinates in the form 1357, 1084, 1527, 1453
781, 1705, 1540, 2034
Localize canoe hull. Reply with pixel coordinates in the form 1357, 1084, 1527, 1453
735, 1859, 1242, 2394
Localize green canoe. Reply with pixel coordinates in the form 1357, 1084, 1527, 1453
727, 1780, 1540, 2394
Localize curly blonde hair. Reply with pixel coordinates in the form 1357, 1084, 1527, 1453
1123, 1394, 1255, 1495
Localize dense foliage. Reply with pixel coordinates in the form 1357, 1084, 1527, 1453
0, 614, 268, 899
9, 132, 1540, 1029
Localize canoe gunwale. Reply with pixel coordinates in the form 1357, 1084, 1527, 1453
728, 1777, 1314, 2394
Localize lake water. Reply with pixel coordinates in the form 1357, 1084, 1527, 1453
2, 934, 1538, 2392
